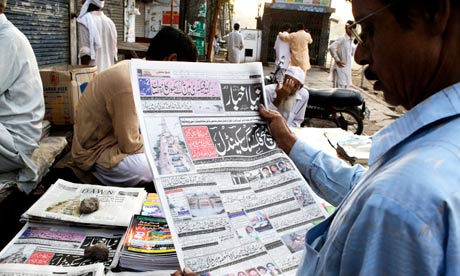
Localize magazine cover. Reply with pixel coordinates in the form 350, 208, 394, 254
141, 193, 165, 218
123, 215, 175, 254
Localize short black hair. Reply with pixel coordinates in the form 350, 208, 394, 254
234, 23, 240, 30
282, 23, 291, 32
146, 26, 198, 61
296, 23, 305, 31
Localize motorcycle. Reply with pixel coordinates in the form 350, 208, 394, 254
264, 58, 369, 135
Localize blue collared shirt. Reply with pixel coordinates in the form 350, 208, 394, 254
291, 83, 460, 275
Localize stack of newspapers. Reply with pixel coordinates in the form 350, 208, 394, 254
119, 193, 179, 271
0, 263, 105, 276
0, 179, 147, 268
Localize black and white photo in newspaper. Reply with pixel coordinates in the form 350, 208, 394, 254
129, 59, 329, 275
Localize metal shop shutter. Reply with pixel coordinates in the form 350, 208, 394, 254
77, 0, 125, 41
5, 0, 70, 67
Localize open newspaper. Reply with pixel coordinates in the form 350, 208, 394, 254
24, 179, 147, 227
0, 222, 124, 268
0, 263, 105, 276
129, 60, 329, 275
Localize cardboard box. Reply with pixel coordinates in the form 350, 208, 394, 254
40, 65, 97, 125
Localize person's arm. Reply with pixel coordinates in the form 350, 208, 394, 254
171, 268, 197, 276
239, 33, 244, 50
0, 39, 17, 95
307, 32, 313, 44
273, 79, 297, 107
107, 91, 144, 154
290, 140, 366, 206
259, 105, 366, 206
78, 23, 92, 65
109, 19, 118, 62
278, 31, 293, 42
329, 38, 345, 68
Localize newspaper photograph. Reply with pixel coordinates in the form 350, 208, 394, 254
129, 60, 329, 275
0, 263, 105, 276
0, 222, 124, 268
24, 179, 147, 227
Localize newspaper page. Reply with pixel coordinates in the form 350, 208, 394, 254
24, 179, 147, 227
0, 222, 124, 268
0, 263, 105, 276
107, 271, 174, 276
129, 60, 329, 275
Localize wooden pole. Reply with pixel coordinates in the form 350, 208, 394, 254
206, 0, 223, 62
171, 0, 174, 26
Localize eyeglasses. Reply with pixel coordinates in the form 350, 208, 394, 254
346, 0, 400, 46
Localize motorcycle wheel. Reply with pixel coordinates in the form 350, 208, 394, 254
335, 108, 364, 135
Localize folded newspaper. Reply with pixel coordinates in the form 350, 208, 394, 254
322, 131, 371, 165
129, 60, 329, 275
0, 263, 105, 276
336, 135, 371, 164
0, 222, 124, 268
23, 179, 147, 227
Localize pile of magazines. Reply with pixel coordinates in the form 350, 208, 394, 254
119, 194, 179, 271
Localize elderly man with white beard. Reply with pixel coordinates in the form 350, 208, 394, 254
265, 66, 309, 127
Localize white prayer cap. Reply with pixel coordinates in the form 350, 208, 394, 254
284, 66, 305, 84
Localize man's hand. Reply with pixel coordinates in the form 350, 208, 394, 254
258, 104, 297, 154
171, 268, 197, 276
336, 60, 345, 68
272, 79, 297, 107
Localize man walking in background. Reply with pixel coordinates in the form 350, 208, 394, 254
273, 23, 291, 82
225, 23, 244, 63
78, 0, 117, 72
0, 0, 45, 182
278, 23, 313, 75
329, 20, 356, 88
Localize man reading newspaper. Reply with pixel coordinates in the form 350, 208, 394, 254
174, 0, 460, 275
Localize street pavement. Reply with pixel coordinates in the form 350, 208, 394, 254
262, 64, 402, 136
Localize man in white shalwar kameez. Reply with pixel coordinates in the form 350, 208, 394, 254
329, 21, 356, 88
0, 0, 45, 183
78, 0, 117, 73
225, 23, 244, 63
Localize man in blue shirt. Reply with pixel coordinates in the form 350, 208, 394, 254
174, 0, 460, 275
